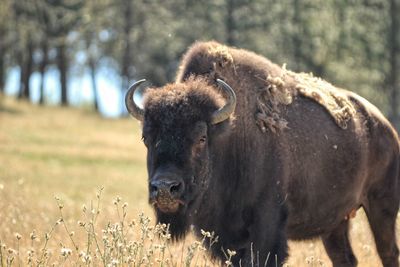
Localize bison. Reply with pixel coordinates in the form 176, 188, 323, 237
125, 41, 400, 267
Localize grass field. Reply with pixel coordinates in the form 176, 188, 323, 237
0, 96, 398, 266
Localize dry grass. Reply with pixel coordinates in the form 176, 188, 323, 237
0, 96, 398, 266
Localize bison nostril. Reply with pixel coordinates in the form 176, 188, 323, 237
170, 182, 182, 195
150, 179, 184, 198
150, 184, 158, 194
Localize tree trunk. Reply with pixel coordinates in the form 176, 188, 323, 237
226, 0, 235, 45
57, 41, 68, 106
17, 50, 24, 99
388, 0, 399, 130
292, 0, 303, 71
0, 27, 4, 94
121, 0, 133, 91
291, 0, 325, 77
120, 0, 134, 115
88, 58, 99, 111
0, 51, 4, 94
39, 39, 49, 105
335, 1, 346, 59
18, 36, 34, 100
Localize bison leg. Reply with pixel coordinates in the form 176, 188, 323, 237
364, 162, 400, 267
228, 206, 288, 267
365, 204, 399, 267
229, 225, 288, 267
322, 220, 357, 267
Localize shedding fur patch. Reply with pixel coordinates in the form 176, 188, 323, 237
255, 65, 356, 133
290, 71, 356, 129
178, 41, 355, 133
255, 74, 292, 133
207, 43, 234, 67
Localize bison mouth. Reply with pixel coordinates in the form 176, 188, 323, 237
153, 201, 184, 213
150, 194, 185, 214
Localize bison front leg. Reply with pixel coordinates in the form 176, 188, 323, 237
230, 205, 289, 267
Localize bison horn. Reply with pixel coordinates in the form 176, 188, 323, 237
125, 79, 147, 121
211, 79, 237, 124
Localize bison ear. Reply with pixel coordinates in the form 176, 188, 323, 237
210, 79, 237, 124
125, 79, 147, 120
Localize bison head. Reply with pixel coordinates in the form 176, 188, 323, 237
125, 77, 236, 238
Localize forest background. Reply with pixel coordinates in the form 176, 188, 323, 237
0, 0, 399, 130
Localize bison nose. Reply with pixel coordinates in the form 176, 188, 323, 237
150, 180, 184, 199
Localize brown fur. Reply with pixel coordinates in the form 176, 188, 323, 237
177, 41, 356, 132
137, 41, 400, 267
144, 76, 227, 125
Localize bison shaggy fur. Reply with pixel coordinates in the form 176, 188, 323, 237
128, 41, 400, 267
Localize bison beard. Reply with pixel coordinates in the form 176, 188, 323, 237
126, 42, 400, 267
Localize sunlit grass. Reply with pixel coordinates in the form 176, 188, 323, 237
0, 97, 398, 266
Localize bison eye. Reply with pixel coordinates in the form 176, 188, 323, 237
199, 136, 207, 144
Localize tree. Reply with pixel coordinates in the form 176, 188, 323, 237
18, 34, 34, 100
0, 0, 13, 94
120, 0, 134, 91
0, 0, 398, 123
387, 0, 400, 130
225, 0, 236, 45
33, 0, 52, 105
80, 0, 111, 111
12, 1, 37, 100
45, 0, 84, 106
38, 38, 49, 105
